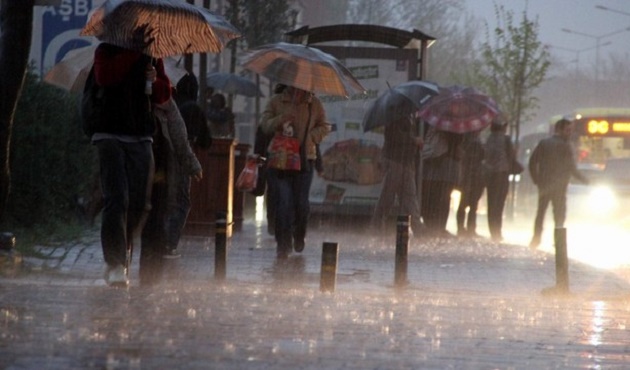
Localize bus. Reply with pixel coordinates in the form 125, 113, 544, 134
567, 107, 630, 166
563, 108, 630, 220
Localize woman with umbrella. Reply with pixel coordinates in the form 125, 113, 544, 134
260, 86, 330, 259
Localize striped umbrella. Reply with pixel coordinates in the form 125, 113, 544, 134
80, 0, 241, 58
43, 44, 188, 93
240, 42, 366, 97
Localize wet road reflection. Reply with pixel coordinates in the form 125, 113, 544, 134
2, 282, 630, 368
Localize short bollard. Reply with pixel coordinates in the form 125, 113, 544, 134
0, 232, 16, 251
554, 227, 569, 292
395, 215, 410, 288
320, 242, 339, 293
215, 211, 227, 281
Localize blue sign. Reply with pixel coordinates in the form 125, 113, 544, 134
40, 0, 95, 73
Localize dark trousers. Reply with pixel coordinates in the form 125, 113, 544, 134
533, 186, 567, 238
456, 181, 485, 233
422, 179, 455, 233
485, 171, 509, 239
96, 139, 153, 268
269, 165, 314, 254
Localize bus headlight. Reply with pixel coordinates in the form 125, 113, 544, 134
586, 185, 617, 215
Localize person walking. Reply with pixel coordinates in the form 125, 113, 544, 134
456, 131, 485, 238
528, 118, 589, 249
90, 41, 171, 286
260, 86, 330, 259
252, 84, 287, 236
156, 73, 208, 259
483, 120, 514, 242
372, 108, 424, 234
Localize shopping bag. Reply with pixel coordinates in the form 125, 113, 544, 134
236, 155, 260, 192
267, 133, 301, 171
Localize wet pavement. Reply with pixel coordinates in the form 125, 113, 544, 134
2, 214, 630, 369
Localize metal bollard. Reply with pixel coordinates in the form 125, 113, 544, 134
0, 232, 16, 251
215, 211, 227, 281
395, 215, 410, 288
554, 227, 569, 292
320, 242, 339, 293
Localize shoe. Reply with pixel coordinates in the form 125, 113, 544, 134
294, 239, 305, 253
105, 265, 129, 287
277, 250, 289, 260
529, 235, 541, 249
163, 248, 181, 259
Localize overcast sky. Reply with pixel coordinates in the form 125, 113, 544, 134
466, 0, 630, 68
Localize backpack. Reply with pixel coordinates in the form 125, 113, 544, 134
80, 66, 105, 137
80, 45, 155, 138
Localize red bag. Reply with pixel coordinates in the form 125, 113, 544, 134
236, 155, 259, 192
267, 134, 301, 171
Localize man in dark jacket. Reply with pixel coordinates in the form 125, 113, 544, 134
528, 118, 589, 248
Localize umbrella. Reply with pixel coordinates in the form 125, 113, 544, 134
362, 80, 439, 132
418, 85, 499, 133
80, 0, 241, 58
206, 72, 263, 97
43, 44, 188, 93
240, 42, 366, 97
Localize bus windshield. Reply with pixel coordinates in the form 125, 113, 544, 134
569, 108, 630, 168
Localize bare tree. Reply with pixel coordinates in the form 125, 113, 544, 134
0, 0, 35, 222
344, 0, 475, 84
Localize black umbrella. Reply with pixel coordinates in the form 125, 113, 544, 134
362, 80, 439, 132
206, 72, 263, 97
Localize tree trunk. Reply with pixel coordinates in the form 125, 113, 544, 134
0, 0, 35, 222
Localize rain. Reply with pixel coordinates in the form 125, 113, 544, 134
2, 0, 630, 369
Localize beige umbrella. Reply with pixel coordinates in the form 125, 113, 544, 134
44, 44, 188, 93
240, 42, 366, 97
80, 0, 241, 58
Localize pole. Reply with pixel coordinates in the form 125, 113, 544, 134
395, 215, 410, 288
320, 242, 339, 293
554, 227, 569, 292
215, 211, 227, 281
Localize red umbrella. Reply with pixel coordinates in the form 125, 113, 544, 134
418, 85, 499, 133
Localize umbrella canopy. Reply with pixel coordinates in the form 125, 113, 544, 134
418, 85, 499, 133
240, 42, 366, 97
362, 80, 439, 132
206, 72, 263, 97
43, 44, 188, 93
80, 0, 241, 58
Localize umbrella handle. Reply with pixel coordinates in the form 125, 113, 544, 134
145, 60, 156, 95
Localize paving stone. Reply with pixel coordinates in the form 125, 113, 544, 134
1, 218, 629, 369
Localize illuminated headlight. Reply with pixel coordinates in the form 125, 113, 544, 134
586, 186, 617, 215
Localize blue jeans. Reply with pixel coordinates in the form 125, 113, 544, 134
268, 164, 314, 254
96, 139, 153, 268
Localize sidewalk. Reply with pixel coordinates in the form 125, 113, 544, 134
1, 216, 630, 369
